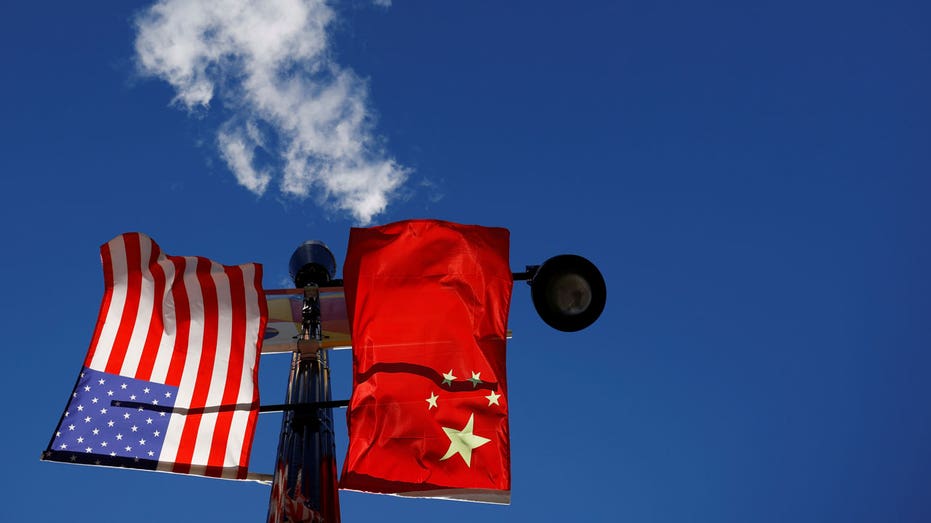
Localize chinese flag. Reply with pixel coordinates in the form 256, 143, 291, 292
339, 220, 512, 504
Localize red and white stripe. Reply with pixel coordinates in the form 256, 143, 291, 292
84, 232, 267, 479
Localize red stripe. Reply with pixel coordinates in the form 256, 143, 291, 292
164, 256, 190, 387
207, 265, 246, 471
237, 264, 265, 478
135, 242, 167, 381
84, 241, 115, 367
173, 257, 220, 474
105, 233, 142, 375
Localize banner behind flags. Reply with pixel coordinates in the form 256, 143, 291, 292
340, 220, 512, 504
42, 233, 267, 479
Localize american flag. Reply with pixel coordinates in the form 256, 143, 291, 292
268, 462, 325, 523
43, 232, 267, 479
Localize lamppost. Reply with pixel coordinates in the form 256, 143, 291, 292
267, 241, 341, 523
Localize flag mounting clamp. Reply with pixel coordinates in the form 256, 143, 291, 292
297, 284, 322, 358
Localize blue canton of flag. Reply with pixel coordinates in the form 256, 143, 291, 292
44, 367, 177, 469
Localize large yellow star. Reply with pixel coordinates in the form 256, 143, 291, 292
439, 413, 490, 467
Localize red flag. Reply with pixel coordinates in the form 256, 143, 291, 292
43, 232, 267, 479
339, 220, 512, 504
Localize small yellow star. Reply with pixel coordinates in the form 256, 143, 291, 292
426, 392, 439, 409
485, 391, 501, 406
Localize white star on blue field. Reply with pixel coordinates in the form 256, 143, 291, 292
4, 1, 931, 522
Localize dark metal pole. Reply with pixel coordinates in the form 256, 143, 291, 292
267, 285, 340, 523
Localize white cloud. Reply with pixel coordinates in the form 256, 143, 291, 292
134, 0, 408, 223
217, 125, 271, 194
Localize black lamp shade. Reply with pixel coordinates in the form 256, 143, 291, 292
530, 254, 606, 332
289, 240, 337, 288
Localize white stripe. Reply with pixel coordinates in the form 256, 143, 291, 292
158, 411, 187, 466
88, 235, 128, 372
189, 262, 231, 466
177, 256, 206, 410
191, 409, 220, 467
120, 235, 155, 378
240, 263, 262, 406
148, 257, 178, 384
226, 408, 250, 468
225, 263, 262, 467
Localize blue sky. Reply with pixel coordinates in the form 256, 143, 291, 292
3, 1, 930, 521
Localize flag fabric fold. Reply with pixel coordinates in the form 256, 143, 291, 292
42, 232, 267, 480
339, 219, 513, 504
